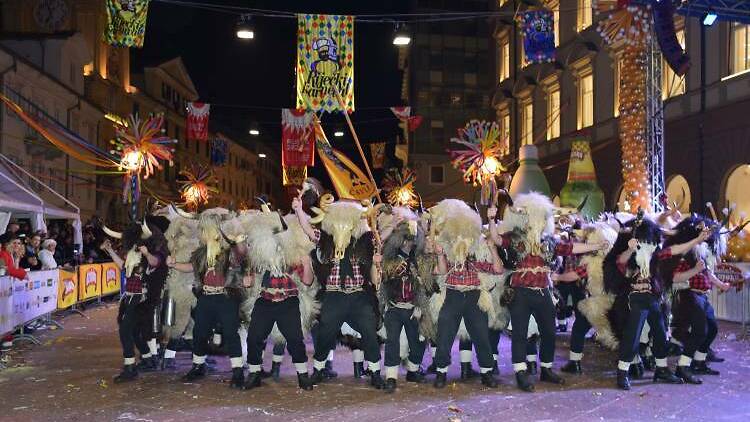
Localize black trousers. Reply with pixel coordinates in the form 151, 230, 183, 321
556, 282, 580, 320
488, 329, 501, 357
118, 295, 150, 359
674, 291, 718, 358
509, 287, 556, 365
434, 289, 494, 369
192, 293, 242, 358
567, 285, 591, 354
247, 297, 307, 366
384, 307, 425, 367
618, 292, 668, 363
313, 291, 381, 363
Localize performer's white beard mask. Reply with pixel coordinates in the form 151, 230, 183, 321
696, 242, 717, 272
124, 247, 142, 277
635, 243, 657, 279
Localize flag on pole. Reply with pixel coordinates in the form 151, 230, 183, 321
104, 0, 151, 48
186, 102, 210, 142
369, 142, 386, 169
313, 120, 376, 200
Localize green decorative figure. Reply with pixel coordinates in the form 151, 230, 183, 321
509, 145, 552, 198
559, 140, 605, 218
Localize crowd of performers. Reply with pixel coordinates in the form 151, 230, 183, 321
99, 181, 736, 393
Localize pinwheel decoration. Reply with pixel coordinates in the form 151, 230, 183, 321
383, 167, 418, 208
179, 164, 218, 210
449, 120, 508, 205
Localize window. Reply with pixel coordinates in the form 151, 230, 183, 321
577, 72, 594, 129
577, 0, 592, 31
663, 28, 686, 99
499, 38, 510, 81
730, 23, 750, 76
429, 165, 445, 185
498, 108, 510, 143
614, 56, 622, 117
430, 120, 444, 143
521, 98, 533, 145
430, 71, 443, 84
546, 84, 560, 140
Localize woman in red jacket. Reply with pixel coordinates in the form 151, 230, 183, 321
0, 232, 28, 279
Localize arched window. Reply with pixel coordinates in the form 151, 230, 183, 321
724, 164, 750, 219
666, 175, 691, 213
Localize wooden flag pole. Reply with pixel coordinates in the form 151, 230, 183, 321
332, 86, 382, 203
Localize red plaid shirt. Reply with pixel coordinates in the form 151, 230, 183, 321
326, 260, 365, 293
260, 266, 302, 301
560, 255, 588, 279
674, 259, 712, 291
446, 261, 497, 289
500, 235, 574, 289
125, 273, 143, 293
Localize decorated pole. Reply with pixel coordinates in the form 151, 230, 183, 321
449, 120, 509, 206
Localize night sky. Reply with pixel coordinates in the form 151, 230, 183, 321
132, 0, 410, 169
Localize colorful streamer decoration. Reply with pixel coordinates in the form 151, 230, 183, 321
383, 167, 418, 208
179, 164, 218, 210
186, 102, 210, 142
518, 10, 556, 64
104, 0, 151, 48
210, 137, 229, 166
449, 120, 508, 206
596, 0, 653, 47
296, 14, 355, 113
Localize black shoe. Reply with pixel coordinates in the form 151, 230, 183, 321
642, 356, 656, 371
426, 362, 437, 374
182, 363, 207, 382
666, 342, 683, 357
384, 378, 397, 393
353, 362, 365, 378
676, 366, 702, 384
297, 373, 314, 391
242, 371, 262, 390
691, 361, 720, 375
515, 370, 535, 392
540, 367, 565, 385
480, 372, 499, 388
406, 369, 426, 383
561, 360, 582, 374
557, 323, 568, 333
370, 370, 385, 389
707, 348, 724, 363
527, 361, 538, 375
137, 356, 158, 373
460, 362, 478, 380
162, 357, 176, 370
230, 367, 245, 389
259, 368, 272, 379
629, 362, 645, 380
324, 360, 338, 378
617, 370, 631, 390
114, 364, 138, 383
310, 369, 325, 385
433, 372, 447, 389
271, 362, 281, 381
653, 367, 683, 384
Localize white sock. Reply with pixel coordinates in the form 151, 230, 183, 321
213, 333, 222, 346
437, 366, 448, 374
327, 350, 335, 362
295, 362, 308, 374
248, 364, 262, 373
147, 339, 158, 356
513, 362, 527, 372
460, 350, 473, 363
124, 357, 136, 365
493, 354, 498, 362
540, 362, 553, 369
632, 354, 641, 364
617, 360, 631, 371
655, 358, 668, 368
678, 355, 692, 367
261, 350, 266, 360
569, 351, 583, 361
670, 338, 683, 347
557, 319, 566, 325
526, 354, 537, 363
272, 354, 284, 363
430, 346, 437, 357
406, 361, 420, 372
142, 352, 152, 359
230, 357, 244, 368
385, 366, 399, 379
313, 359, 327, 371
480, 367, 492, 374
368, 361, 381, 373
352, 349, 365, 363
694, 351, 707, 362
164, 349, 177, 359
193, 354, 206, 365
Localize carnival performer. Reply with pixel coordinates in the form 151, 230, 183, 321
168, 212, 249, 389
488, 192, 605, 392
102, 219, 168, 383
604, 211, 709, 390
294, 194, 386, 389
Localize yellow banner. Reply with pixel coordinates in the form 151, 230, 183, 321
78, 264, 101, 301
296, 14, 355, 112
283, 165, 308, 186
314, 121, 376, 200
101, 262, 121, 296
57, 269, 78, 310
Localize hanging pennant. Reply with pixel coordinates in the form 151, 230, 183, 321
186, 102, 210, 142
283, 166, 308, 186
390, 106, 423, 132
104, 0, 151, 48
313, 120, 375, 200
281, 109, 315, 167
369, 142, 386, 169
210, 137, 228, 166
296, 14, 355, 113
518, 10, 556, 64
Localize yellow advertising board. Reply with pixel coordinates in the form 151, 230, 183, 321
100, 262, 121, 296
57, 269, 78, 309
78, 264, 101, 301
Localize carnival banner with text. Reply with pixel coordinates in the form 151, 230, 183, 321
104, 0, 151, 48
296, 14, 355, 112
187, 102, 210, 142
314, 120, 375, 200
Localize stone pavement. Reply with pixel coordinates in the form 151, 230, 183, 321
1, 302, 750, 422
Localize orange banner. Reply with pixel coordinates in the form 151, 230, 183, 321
78, 264, 101, 301
57, 269, 78, 310
100, 262, 121, 296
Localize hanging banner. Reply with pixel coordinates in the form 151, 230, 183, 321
370, 142, 386, 169
390, 106, 423, 132
101, 262, 122, 296
314, 120, 376, 200
104, 0, 151, 48
281, 109, 315, 167
187, 102, 210, 142
210, 137, 228, 166
283, 166, 308, 186
518, 10, 556, 64
395, 144, 409, 165
57, 269, 78, 310
296, 14, 355, 113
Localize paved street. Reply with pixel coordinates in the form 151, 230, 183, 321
1, 302, 749, 422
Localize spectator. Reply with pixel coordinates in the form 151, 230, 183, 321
0, 233, 28, 279
6, 222, 19, 234
20, 233, 42, 271
38, 239, 58, 270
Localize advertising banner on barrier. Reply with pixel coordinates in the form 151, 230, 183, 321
78, 264, 101, 301
57, 269, 78, 310
13, 270, 58, 327
0, 276, 13, 335
101, 263, 121, 296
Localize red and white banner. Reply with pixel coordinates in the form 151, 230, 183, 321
186, 102, 210, 141
281, 109, 315, 167
390, 106, 423, 132
390, 106, 411, 120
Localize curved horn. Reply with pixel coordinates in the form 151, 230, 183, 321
278, 211, 288, 231
218, 226, 237, 246
497, 189, 514, 208
170, 203, 197, 219
417, 193, 426, 215
255, 196, 271, 213
141, 219, 152, 239
103, 225, 123, 239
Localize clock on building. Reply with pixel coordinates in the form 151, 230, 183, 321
33, 0, 69, 32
